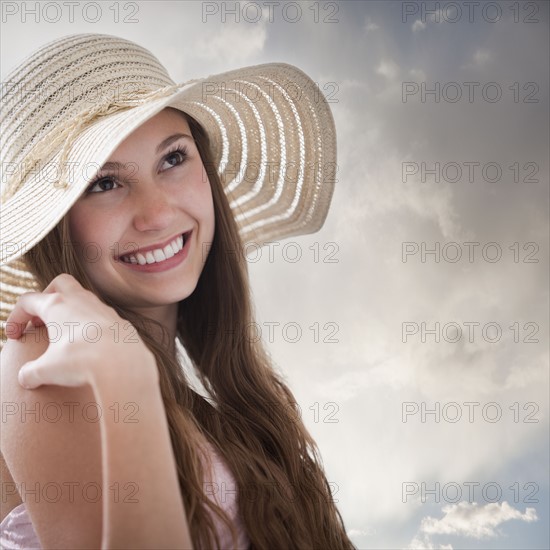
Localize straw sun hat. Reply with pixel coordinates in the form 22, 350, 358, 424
0, 33, 337, 343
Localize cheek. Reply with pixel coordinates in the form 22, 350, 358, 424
68, 206, 114, 262
67, 207, 81, 240
185, 164, 215, 218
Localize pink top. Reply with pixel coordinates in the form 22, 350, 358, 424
0, 440, 249, 549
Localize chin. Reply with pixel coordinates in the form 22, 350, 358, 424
156, 283, 200, 304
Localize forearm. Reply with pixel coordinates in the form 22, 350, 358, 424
90, 356, 193, 549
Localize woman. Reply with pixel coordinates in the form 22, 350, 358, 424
0, 33, 353, 549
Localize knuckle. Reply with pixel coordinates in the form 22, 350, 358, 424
24, 365, 42, 386
57, 273, 75, 282
17, 291, 37, 302
46, 292, 64, 307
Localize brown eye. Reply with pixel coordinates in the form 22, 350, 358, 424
162, 146, 188, 170
86, 177, 119, 194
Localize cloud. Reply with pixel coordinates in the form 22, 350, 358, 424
375, 58, 400, 80
0, 4, 548, 550
405, 536, 453, 549
460, 48, 493, 70
405, 502, 537, 549
194, 18, 267, 65
421, 501, 537, 539
473, 48, 491, 66
364, 16, 379, 33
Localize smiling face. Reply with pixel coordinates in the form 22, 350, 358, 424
68, 107, 215, 326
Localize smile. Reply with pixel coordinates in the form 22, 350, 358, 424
119, 231, 191, 265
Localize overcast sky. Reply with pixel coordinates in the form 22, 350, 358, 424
1, 1, 548, 548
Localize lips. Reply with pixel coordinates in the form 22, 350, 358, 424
117, 230, 192, 264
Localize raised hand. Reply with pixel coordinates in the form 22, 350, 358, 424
4, 273, 156, 389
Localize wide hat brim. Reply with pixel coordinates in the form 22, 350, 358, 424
1, 62, 337, 334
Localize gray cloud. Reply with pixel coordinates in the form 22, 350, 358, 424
1, 2, 548, 548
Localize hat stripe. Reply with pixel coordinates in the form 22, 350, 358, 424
217, 99, 248, 195
1, 35, 337, 348
228, 80, 276, 208
2, 43, 175, 180
234, 75, 304, 226
2, 263, 36, 280
189, 102, 230, 174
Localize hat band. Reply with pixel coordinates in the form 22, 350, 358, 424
1, 79, 201, 203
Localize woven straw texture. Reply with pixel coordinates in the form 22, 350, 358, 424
0, 33, 337, 346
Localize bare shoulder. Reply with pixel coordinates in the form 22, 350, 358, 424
1, 326, 102, 548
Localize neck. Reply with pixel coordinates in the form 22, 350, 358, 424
126, 302, 179, 359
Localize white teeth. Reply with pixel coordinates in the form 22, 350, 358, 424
120, 233, 187, 265
153, 249, 166, 262
163, 243, 175, 259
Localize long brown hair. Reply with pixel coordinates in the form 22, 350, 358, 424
23, 108, 356, 549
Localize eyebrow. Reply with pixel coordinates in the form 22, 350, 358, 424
100, 133, 193, 171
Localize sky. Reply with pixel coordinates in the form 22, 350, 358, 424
1, 1, 549, 548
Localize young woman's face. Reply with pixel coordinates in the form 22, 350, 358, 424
68, 108, 215, 315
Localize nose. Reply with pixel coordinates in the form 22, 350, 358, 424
132, 181, 177, 233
